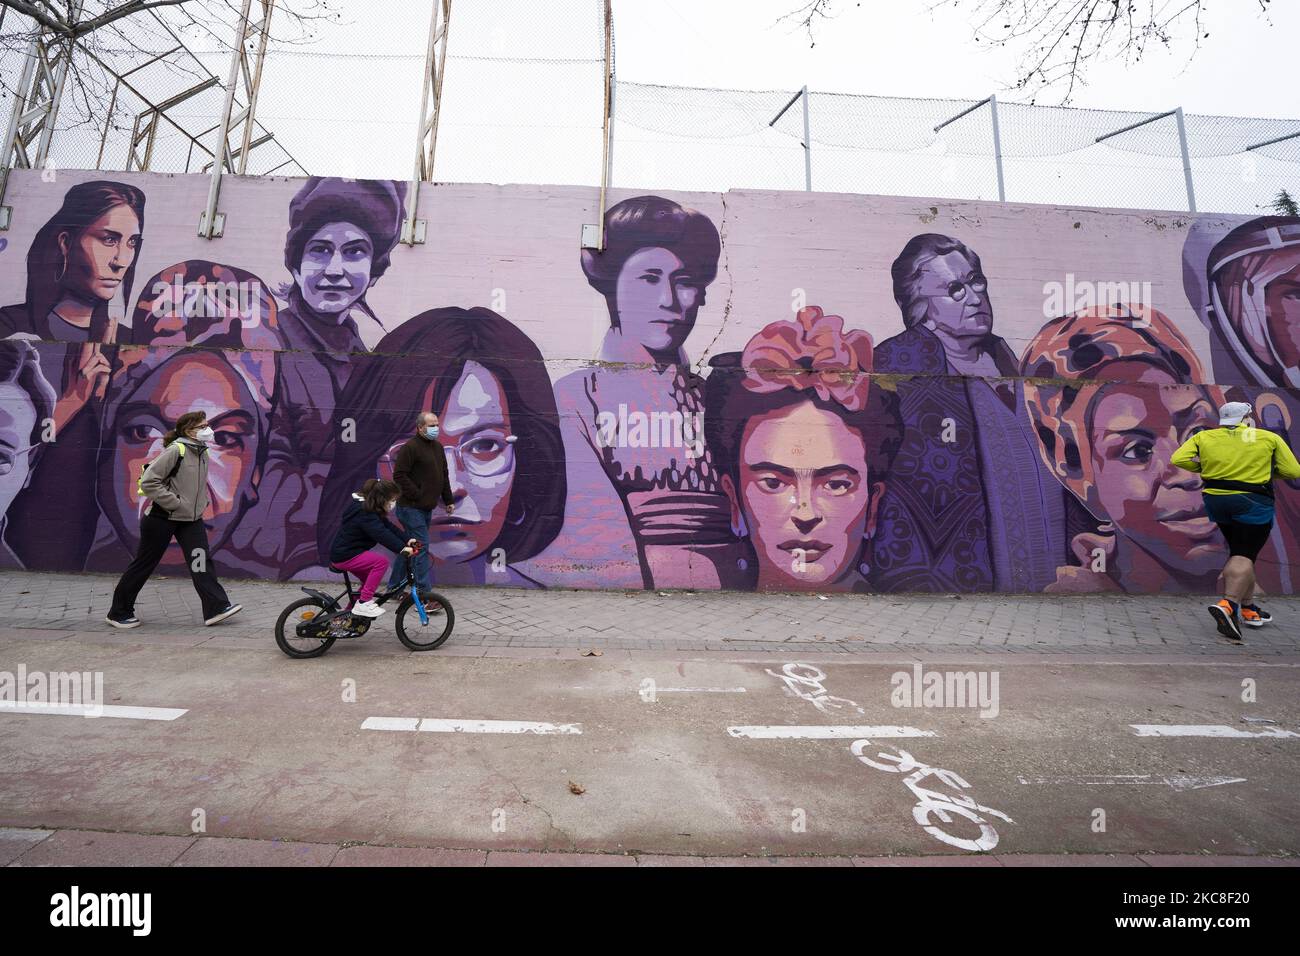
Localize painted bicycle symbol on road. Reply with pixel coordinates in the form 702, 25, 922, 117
850, 739, 1014, 852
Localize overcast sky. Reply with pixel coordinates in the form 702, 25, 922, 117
610, 0, 1297, 117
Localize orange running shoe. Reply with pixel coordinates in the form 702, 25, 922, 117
1241, 604, 1272, 628
1207, 599, 1243, 642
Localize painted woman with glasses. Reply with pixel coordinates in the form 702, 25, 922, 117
318, 307, 566, 589
870, 232, 1066, 593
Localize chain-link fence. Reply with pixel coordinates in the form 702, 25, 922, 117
2, 0, 1297, 214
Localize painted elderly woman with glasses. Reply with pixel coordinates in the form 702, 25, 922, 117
871, 232, 1066, 593
319, 307, 566, 588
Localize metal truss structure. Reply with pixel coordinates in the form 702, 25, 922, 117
402, 0, 452, 245
0, 1, 303, 230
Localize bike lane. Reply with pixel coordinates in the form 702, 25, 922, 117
1, 632, 1297, 860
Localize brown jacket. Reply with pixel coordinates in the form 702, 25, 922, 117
392, 434, 454, 511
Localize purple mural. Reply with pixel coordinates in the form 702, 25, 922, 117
550, 196, 738, 590
871, 234, 1066, 592
704, 306, 900, 591
0, 170, 1297, 596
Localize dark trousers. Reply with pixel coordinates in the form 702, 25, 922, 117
109, 508, 230, 620
388, 504, 432, 591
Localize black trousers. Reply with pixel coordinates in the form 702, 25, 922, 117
109, 508, 230, 620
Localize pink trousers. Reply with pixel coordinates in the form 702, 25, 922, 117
334, 550, 389, 602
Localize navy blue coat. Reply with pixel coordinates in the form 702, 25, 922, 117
329, 498, 410, 564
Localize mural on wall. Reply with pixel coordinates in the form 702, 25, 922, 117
0, 169, 1298, 595
549, 195, 736, 590
870, 233, 1066, 593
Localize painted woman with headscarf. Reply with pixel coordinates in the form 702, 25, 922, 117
84, 261, 280, 579
0, 180, 145, 569
1022, 303, 1226, 593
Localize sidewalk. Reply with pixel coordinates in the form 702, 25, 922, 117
3, 827, 1294, 867
2, 569, 1299, 657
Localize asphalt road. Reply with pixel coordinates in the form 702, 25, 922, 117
2, 631, 1297, 859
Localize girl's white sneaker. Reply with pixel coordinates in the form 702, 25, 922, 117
352, 600, 385, 618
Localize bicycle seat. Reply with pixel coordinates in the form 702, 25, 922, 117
328, 564, 344, 574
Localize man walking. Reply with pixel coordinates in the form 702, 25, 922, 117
389, 412, 455, 592
1171, 401, 1300, 641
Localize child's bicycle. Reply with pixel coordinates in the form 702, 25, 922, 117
274, 544, 454, 658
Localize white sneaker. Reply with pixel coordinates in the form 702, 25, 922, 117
352, 600, 385, 618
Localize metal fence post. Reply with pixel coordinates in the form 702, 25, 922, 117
802, 85, 812, 192
1175, 106, 1196, 213
989, 93, 1006, 201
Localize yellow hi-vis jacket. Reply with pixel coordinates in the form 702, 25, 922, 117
1171, 425, 1300, 495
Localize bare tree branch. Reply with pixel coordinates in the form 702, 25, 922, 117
778, 0, 1275, 102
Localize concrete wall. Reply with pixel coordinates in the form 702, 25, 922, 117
0, 169, 1296, 593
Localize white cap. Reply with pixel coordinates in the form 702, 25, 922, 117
1219, 401, 1252, 427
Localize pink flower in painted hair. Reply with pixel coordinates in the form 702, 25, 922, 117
740, 306, 874, 411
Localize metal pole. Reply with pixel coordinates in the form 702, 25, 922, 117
403, 0, 451, 245
1175, 106, 1196, 213
34, 5, 83, 169
597, 0, 613, 246
237, 0, 275, 175
200, 0, 254, 238
1245, 129, 1300, 151
989, 94, 1006, 201
606, 68, 616, 191
95, 79, 120, 170
0, 39, 40, 217
801, 85, 811, 192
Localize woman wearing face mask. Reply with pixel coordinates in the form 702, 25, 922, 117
328, 478, 418, 617
105, 411, 242, 629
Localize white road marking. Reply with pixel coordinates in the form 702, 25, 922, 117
362, 717, 582, 735
727, 725, 935, 740
1018, 774, 1247, 791
1130, 724, 1300, 739
0, 702, 186, 721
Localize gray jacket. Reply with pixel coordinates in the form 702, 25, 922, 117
140, 437, 209, 522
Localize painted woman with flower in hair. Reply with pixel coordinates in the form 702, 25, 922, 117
703, 307, 902, 592
1022, 303, 1226, 593
548, 195, 736, 589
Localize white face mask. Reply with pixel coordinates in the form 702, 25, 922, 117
193, 426, 215, 443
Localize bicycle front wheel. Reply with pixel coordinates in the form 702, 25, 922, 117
395, 591, 454, 651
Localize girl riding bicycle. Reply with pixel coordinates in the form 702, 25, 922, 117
329, 478, 417, 618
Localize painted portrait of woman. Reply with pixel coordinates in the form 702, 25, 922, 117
0, 340, 56, 567
0, 180, 145, 569
318, 307, 565, 588
703, 306, 902, 593
1185, 214, 1300, 590
84, 261, 280, 577
549, 194, 736, 589
1022, 303, 1226, 593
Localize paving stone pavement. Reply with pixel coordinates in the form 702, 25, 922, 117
3, 827, 1294, 867
3, 569, 1299, 656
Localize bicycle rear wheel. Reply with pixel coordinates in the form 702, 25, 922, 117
395, 591, 454, 651
275, 597, 337, 659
